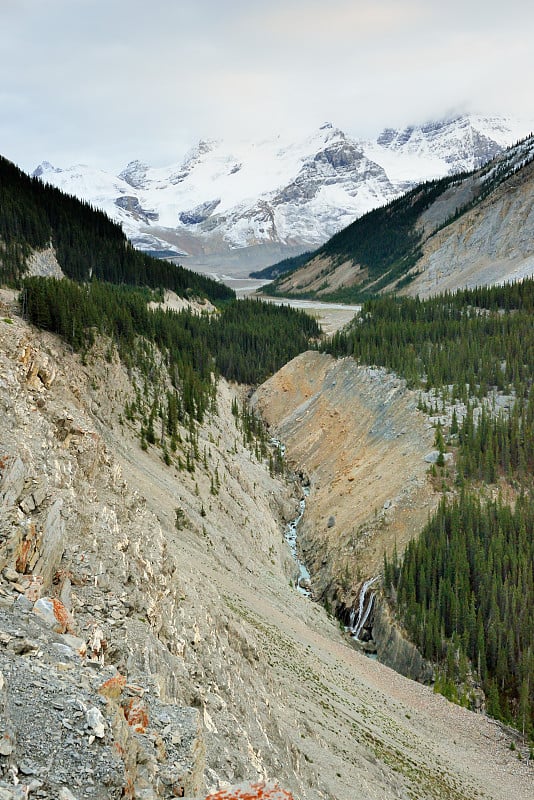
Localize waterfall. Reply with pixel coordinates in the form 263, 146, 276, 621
348, 576, 379, 640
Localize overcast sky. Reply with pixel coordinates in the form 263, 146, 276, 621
2, 0, 533, 173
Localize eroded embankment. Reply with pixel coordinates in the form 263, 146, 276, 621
252, 351, 438, 614
1, 299, 532, 800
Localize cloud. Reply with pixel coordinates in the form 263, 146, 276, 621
2, 0, 533, 172
254, 0, 428, 40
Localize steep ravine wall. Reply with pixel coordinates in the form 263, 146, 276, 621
1, 298, 531, 800
252, 351, 439, 613
371, 598, 433, 684
0, 299, 314, 798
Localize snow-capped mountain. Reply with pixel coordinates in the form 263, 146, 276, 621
268, 134, 534, 300
33, 115, 534, 274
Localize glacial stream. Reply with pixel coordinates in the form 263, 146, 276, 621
274, 439, 379, 636
284, 488, 312, 597
271, 437, 312, 597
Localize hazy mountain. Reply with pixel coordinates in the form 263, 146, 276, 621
32, 115, 533, 274
265, 133, 534, 300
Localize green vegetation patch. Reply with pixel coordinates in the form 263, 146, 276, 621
0, 155, 233, 302
323, 279, 534, 737
22, 278, 320, 419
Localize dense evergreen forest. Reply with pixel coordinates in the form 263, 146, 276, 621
384, 492, 533, 739
323, 280, 534, 738
324, 282, 534, 396
21, 277, 319, 448
0, 155, 233, 301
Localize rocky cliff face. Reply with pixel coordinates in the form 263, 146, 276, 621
0, 295, 531, 799
252, 352, 438, 609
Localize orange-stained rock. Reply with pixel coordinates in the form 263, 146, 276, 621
205, 781, 294, 800
122, 696, 149, 734
33, 596, 76, 634
98, 672, 127, 700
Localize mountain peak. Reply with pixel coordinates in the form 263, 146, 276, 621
118, 160, 150, 189
31, 114, 534, 273
32, 160, 61, 178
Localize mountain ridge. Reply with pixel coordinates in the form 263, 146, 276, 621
264, 133, 534, 300
32, 114, 533, 274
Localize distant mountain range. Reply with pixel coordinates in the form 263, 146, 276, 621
263, 133, 534, 300
32, 115, 533, 275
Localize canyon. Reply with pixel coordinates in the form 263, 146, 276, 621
0, 289, 532, 799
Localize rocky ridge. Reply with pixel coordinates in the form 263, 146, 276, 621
406, 147, 534, 298
31, 116, 531, 275
0, 294, 532, 798
270, 135, 534, 299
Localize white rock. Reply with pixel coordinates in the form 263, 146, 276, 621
59, 789, 79, 800
86, 706, 105, 738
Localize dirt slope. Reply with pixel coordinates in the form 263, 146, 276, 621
0, 296, 531, 799
253, 351, 438, 606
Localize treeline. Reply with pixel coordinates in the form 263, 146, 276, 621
324, 280, 534, 396
22, 277, 214, 424
0, 155, 233, 302
206, 298, 320, 384
250, 250, 314, 281
22, 278, 320, 420
384, 491, 534, 737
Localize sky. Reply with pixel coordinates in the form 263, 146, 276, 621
2, 0, 534, 174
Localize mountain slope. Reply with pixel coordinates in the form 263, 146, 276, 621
265, 134, 534, 300
32, 115, 532, 274
0, 154, 233, 301
1, 294, 532, 799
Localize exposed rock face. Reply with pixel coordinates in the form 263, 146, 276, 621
26, 247, 64, 279
0, 310, 531, 799
0, 604, 204, 799
252, 351, 438, 609
252, 351, 442, 684
371, 599, 433, 684
408, 156, 534, 298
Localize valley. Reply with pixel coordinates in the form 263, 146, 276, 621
0, 298, 532, 799
0, 126, 533, 800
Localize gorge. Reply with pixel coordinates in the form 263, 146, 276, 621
0, 140, 532, 799
1, 288, 532, 799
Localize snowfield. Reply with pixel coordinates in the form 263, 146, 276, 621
33, 115, 534, 269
